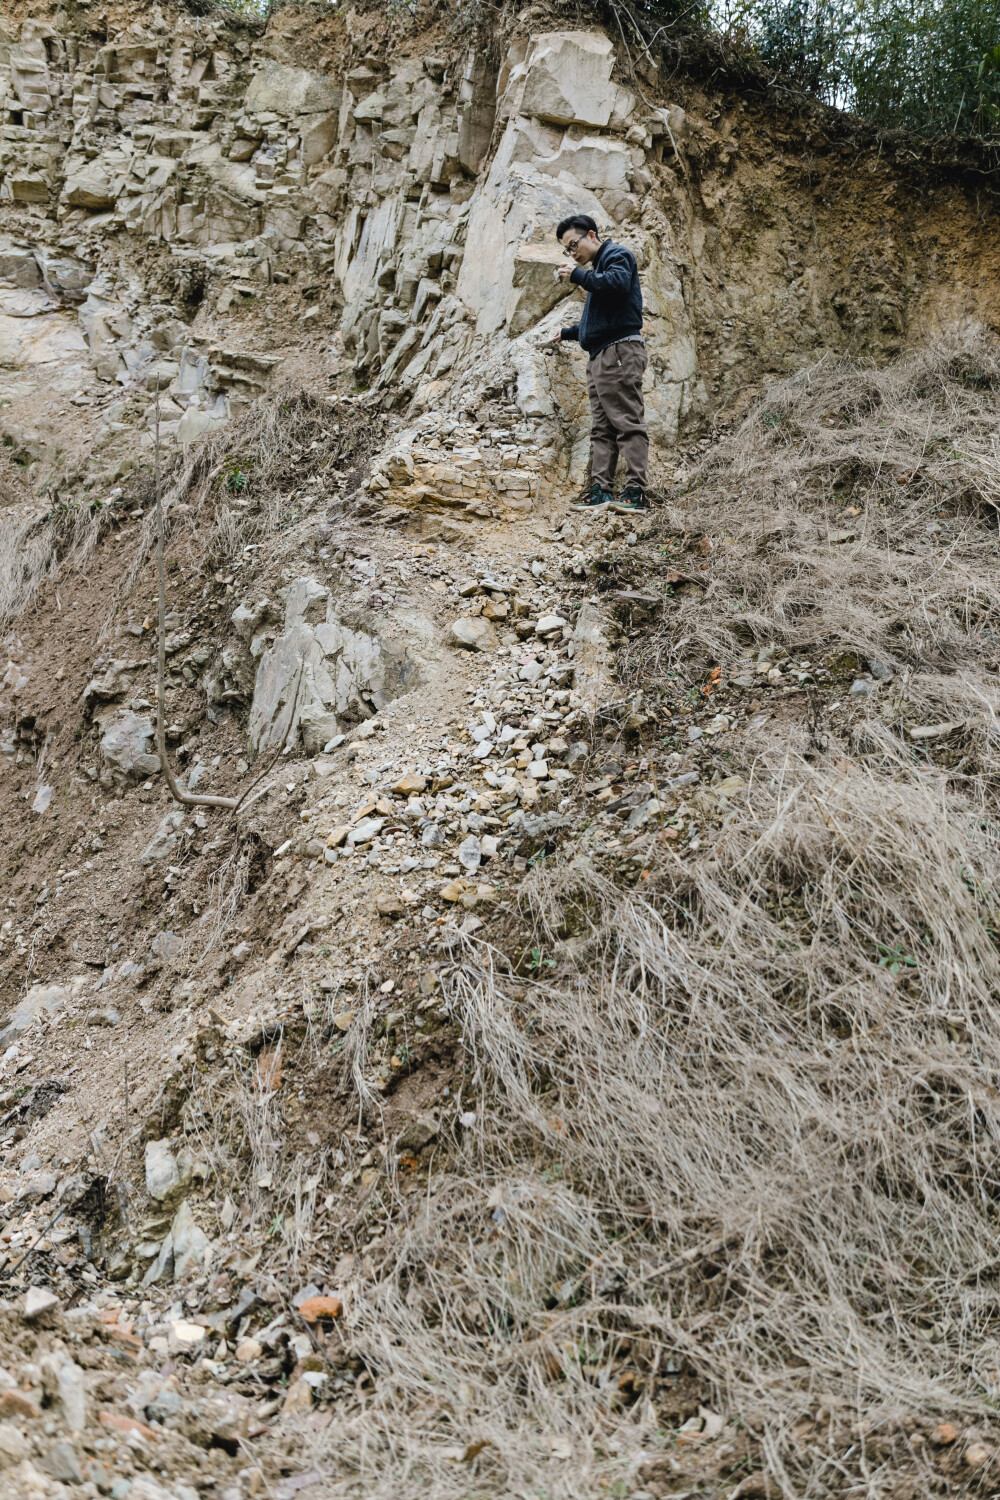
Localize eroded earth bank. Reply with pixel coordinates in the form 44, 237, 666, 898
1, 1, 1000, 1497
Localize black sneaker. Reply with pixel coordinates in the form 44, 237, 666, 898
611, 486, 649, 515
572, 481, 614, 512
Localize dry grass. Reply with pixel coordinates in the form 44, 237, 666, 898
281, 330, 1000, 1500
191, 838, 251, 966
623, 322, 1000, 787
103, 383, 385, 636
95, 328, 1000, 1495
168, 385, 385, 569
0, 453, 103, 628
296, 748, 1000, 1498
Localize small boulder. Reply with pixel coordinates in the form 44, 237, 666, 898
0, 1392, 41, 1421
52, 1354, 87, 1433
100, 710, 160, 779
448, 617, 494, 652
145, 1139, 180, 1203
141, 811, 184, 866
376, 892, 406, 919
393, 771, 427, 795
458, 835, 482, 873
23, 1286, 60, 1321
347, 816, 385, 846
86, 1007, 121, 1027
0, 1420, 31, 1467
168, 1322, 206, 1356
171, 1201, 210, 1280
397, 1115, 439, 1152
82, 660, 135, 709
0, 981, 76, 1050
282, 1379, 314, 1414
181, 1391, 252, 1450
439, 879, 475, 903
40, 1442, 84, 1485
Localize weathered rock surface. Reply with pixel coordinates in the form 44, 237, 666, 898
0, 2, 982, 505
247, 577, 420, 754
99, 710, 160, 779
143, 1200, 211, 1287
513, 32, 629, 129
0, 980, 82, 1050
449, 616, 495, 651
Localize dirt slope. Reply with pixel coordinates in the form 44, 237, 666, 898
1, 2, 1000, 1499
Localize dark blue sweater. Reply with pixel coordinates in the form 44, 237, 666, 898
559, 239, 643, 358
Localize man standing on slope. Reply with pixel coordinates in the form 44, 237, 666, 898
552, 214, 648, 515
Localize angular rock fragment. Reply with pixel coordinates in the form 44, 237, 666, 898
449, 617, 495, 651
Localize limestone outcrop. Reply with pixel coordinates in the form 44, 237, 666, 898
2, 2, 995, 504
246, 576, 422, 755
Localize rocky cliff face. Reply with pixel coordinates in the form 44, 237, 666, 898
1, 0, 998, 500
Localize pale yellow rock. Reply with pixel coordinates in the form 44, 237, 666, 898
281, 1378, 314, 1414
509, 242, 576, 337
393, 772, 427, 795
169, 1320, 206, 1349
440, 879, 475, 902
517, 32, 618, 128
63, 161, 121, 209
535, 134, 632, 193
0, 1420, 30, 1467
245, 61, 341, 115
449, 617, 495, 652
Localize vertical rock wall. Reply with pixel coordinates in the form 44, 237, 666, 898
0, 1, 998, 502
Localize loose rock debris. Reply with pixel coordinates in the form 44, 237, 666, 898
1, 0, 1000, 1497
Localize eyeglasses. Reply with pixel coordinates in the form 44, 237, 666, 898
562, 234, 587, 255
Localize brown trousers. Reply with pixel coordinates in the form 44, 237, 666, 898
586, 340, 648, 490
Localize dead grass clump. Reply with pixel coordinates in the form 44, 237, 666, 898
104, 384, 385, 632
0, 448, 29, 508
166, 385, 386, 571
299, 750, 1000, 1497
0, 511, 56, 629
622, 323, 1000, 782
0, 455, 104, 628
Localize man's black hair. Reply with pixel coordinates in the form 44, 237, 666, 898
556, 214, 599, 241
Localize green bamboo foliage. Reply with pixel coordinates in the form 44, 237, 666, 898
722, 0, 1000, 140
